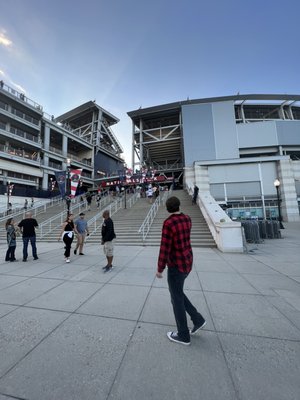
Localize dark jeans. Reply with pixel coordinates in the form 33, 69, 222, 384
5, 246, 16, 261
63, 234, 74, 257
23, 236, 37, 260
167, 267, 205, 342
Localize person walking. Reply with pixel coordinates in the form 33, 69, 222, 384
86, 192, 92, 211
101, 210, 116, 272
146, 184, 153, 204
156, 196, 206, 346
18, 212, 39, 262
74, 212, 89, 255
5, 218, 17, 262
24, 198, 28, 210
58, 213, 75, 263
96, 193, 101, 208
192, 185, 199, 205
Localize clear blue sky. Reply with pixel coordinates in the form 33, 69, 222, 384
1, 0, 300, 164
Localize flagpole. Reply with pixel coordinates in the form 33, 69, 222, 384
66, 158, 71, 216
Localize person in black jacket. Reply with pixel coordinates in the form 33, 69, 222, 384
101, 210, 116, 272
18, 212, 39, 262
192, 185, 199, 205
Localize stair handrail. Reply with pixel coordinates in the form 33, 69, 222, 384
126, 191, 140, 208
138, 189, 172, 243
0, 194, 63, 222
38, 194, 114, 239
86, 197, 123, 237
86, 191, 140, 239
39, 200, 89, 238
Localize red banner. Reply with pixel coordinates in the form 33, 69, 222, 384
70, 169, 82, 197
101, 175, 173, 187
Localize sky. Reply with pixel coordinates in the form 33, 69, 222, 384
1, 0, 300, 165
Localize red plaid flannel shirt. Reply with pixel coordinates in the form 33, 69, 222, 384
157, 213, 193, 273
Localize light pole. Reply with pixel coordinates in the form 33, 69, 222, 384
274, 179, 284, 229
6, 181, 13, 214
121, 186, 127, 209
65, 158, 71, 216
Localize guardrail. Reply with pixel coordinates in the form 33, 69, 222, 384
86, 191, 140, 239
138, 190, 171, 243
38, 194, 113, 238
0, 195, 62, 223
39, 200, 88, 238
86, 198, 123, 237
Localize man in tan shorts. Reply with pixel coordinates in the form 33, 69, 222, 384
74, 213, 89, 255
101, 210, 116, 272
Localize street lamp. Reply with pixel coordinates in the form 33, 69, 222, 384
274, 179, 284, 229
65, 158, 71, 216
121, 186, 127, 209
6, 180, 14, 215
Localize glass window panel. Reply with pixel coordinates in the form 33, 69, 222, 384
226, 181, 261, 198
210, 183, 225, 200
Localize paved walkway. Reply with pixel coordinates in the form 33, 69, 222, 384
0, 223, 299, 400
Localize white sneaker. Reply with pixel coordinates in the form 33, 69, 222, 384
66, 258, 70, 263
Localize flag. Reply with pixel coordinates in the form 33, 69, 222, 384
55, 171, 66, 198
70, 169, 82, 198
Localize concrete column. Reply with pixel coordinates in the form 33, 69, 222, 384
42, 171, 49, 190
42, 153, 49, 190
183, 166, 195, 191
62, 134, 68, 157
132, 121, 135, 170
277, 159, 299, 221
258, 163, 266, 219
44, 124, 50, 151
195, 164, 210, 192
139, 119, 143, 169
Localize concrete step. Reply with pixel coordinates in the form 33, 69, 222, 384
20, 190, 217, 248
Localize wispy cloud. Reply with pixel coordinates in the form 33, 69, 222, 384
12, 82, 26, 94
0, 69, 26, 94
0, 30, 12, 47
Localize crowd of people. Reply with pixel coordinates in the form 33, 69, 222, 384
3, 194, 205, 345
4, 208, 116, 273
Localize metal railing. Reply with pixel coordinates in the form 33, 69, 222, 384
39, 198, 87, 238
0, 144, 41, 162
138, 190, 171, 242
0, 81, 43, 110
86, 197, 123, 237
126, 191, 140, 209
86, 191, 140, 239
0, 195, 62, 223
38, 194, 113, 238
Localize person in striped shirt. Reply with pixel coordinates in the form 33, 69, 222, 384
156, 196, 206, 345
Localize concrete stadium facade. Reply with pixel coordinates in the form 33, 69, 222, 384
128, 95, 300, 222
0, 81, 124, 196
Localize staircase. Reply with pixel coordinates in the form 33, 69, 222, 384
38, 196, 115, 242
86, 197, 153, 245
1, 191, 216, 248
86, 190, 216, 248
0, 200, 67, 244
145, 190, 216, 247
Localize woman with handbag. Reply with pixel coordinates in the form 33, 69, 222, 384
58, 213, 75, 263
5, 218, 17, 262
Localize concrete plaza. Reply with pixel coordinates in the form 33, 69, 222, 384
0, 223, 299, 400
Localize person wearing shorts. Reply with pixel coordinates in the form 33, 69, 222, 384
101, 210, 116, 272
74, 212, 89, 255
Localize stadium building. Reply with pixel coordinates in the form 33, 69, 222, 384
0, 81, 124, 197
128, 94, 300, 222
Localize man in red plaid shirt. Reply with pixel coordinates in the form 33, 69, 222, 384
156, 196, 206, 345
